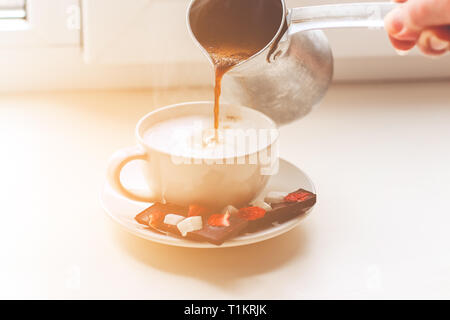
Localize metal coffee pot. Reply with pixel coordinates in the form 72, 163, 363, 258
187, 1, 396, 125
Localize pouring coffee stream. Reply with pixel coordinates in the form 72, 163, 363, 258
188, 0, 397, 126
189, 0, 284, 132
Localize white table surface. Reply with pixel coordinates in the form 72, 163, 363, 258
1, 81, 449, 299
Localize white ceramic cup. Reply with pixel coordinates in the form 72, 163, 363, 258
107, 101, 279, 209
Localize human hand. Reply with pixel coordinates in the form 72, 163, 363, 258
384, 0, 450, 56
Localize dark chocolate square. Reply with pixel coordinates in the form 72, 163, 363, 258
189, 215, 248, 245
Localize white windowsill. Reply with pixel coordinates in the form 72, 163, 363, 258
0, 18, 28, 31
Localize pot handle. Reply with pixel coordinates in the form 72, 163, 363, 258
288, 2, 397, 34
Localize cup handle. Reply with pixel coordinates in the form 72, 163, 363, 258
107, 146, 158, 203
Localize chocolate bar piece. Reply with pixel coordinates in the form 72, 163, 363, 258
135, 204, 194, 238
153, 214, 248, 246
134, 188, 316, 245
135, 203, 247, 245
284, 188, 316, 207
189, 215, 248, 245
246, 189, 316, 232
152, 215, 244, 246
135, 203, 188, 227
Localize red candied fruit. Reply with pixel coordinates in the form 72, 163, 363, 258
188, 204, 209, 217
237, 206, 266, 221
284, 190, 313, 203
208, 211, 231, 227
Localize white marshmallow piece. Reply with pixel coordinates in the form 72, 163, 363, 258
222, 205, 239, 215
177, 216, 203, 237
163, 214, 185, 226
264, 191, 289, 204
251, 199, 272, 212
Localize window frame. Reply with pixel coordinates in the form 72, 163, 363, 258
0, 0, 80, 48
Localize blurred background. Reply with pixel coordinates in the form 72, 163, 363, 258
0, 0, 449, 92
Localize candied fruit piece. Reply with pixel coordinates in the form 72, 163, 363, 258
208, 211, 231, 227
237, 206, 266, 221
284, 189, 315, 203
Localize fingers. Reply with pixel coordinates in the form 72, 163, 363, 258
388, 35, 416, 51
403, 0, 450, 30
417, 27, 450, 56
385, 0, 450, 55
386, 0, 450, 34
385, 5, 421, 51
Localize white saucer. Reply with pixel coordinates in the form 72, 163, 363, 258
100, 158, 316, 248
